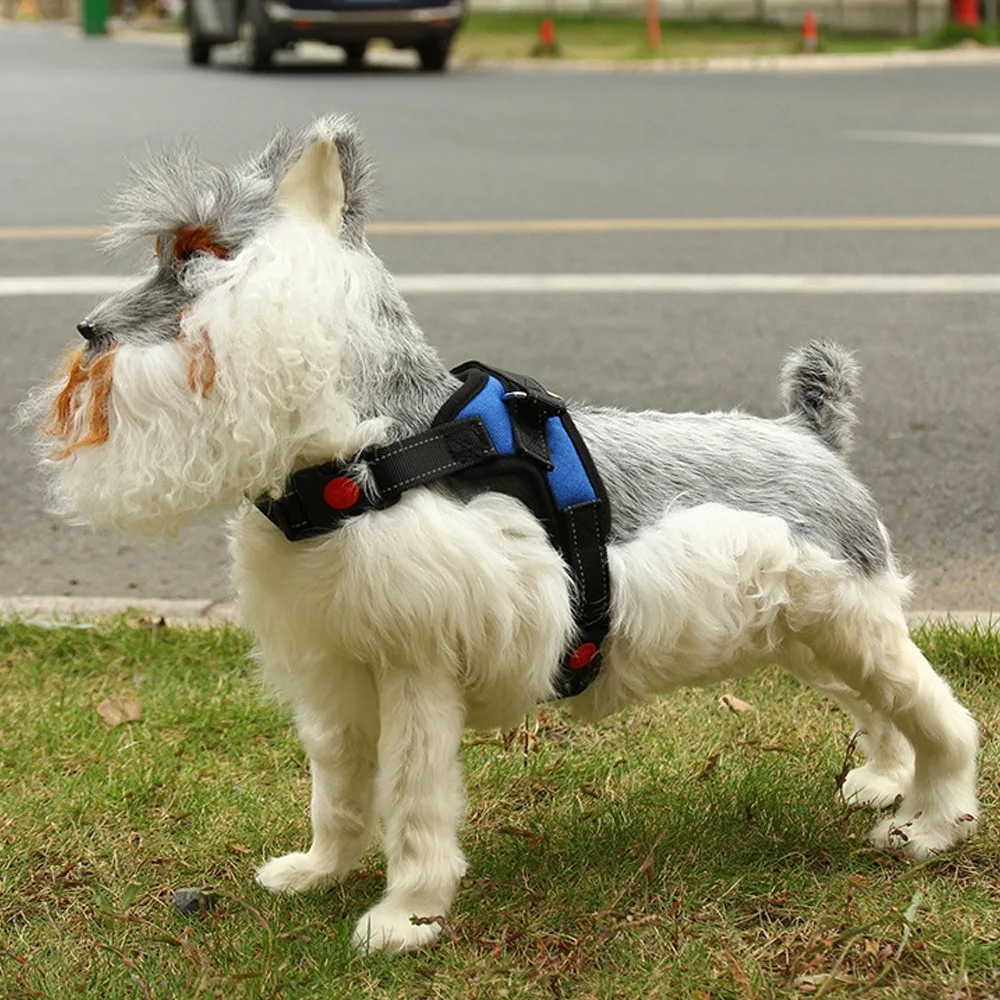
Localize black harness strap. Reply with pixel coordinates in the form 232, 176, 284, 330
256, 362, 612, 701
257, 418, 498, 540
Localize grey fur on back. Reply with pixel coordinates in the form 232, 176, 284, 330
565, 340, 888, 577
779, 341, 861, 455
573, 403, 888, 575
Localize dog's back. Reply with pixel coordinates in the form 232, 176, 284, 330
574, 342, 887, 576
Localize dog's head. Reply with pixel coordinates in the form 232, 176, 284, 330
23, 116, 399, 535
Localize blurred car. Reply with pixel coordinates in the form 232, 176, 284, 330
186, 0, 465, 72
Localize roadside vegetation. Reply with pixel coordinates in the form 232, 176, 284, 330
454, 13, 914, 60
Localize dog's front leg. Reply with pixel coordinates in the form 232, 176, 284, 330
257, 667, 379, 894
352, 668, 467, 954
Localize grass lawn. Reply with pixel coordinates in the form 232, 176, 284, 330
453, 13, 913, 61
1, 616, 998, 998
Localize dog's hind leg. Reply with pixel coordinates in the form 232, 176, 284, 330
796, 576, 979, 858
837, 698, 915, 810
352, 667, 467, 954
864, 637, 979, 857
784, 641, 914, 809
257, 664, 379, 894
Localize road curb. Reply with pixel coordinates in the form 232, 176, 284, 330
905, 610, 998, 631
0, 595, 238, 624
457, 47, 1000, 75
0, 596, 995, 632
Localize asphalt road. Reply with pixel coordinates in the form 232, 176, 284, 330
2, 23, 999, 610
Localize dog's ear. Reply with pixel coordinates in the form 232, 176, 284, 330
273, 117, 373, 236
276, 130, 346, 231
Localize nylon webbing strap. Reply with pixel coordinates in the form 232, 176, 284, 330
551, 500, 610, 699
256, 417, 496, 541
370, 418, 496, 497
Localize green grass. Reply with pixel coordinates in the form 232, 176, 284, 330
916, 21, 1000, 48
1, 617, 998, 998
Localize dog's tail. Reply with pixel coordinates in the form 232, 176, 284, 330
779, 341, 861, 455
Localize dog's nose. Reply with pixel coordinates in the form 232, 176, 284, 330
77, 320, 97, 341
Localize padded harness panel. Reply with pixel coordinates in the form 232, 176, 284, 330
256, 362, 612, 700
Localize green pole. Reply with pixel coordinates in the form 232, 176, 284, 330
81, 0, 108, 35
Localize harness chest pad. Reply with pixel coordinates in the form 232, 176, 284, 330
256, 361, 612, 701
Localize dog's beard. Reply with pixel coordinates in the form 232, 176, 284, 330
25, 219, 392, 536
26, 331, 234, 535
42, 346, 118, 459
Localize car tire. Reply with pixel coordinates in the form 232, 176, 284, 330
187, 6, 212, 65
343, 40, 367, 66
240, 2, 274, 72
416, 36, 450, 72
189, 33, 212, 65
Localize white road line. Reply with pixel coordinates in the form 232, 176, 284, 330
844, 129, 1000, 148
6, 274, 1000, 298
395, 274, 1000, 294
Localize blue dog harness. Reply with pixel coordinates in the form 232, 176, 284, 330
256, 362, 612, 700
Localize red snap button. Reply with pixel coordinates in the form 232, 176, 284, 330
568, 642, 598, 670
323, 476, 360, 510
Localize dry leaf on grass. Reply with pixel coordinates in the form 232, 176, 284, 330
21, 620, 97, 630
96, 697, 142, 728
719, 694, 756, 714
697, 750, 723, 780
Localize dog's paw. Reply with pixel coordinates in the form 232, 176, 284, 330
351, 901, 444, 954
869, 807, 979, 859
838, 764, 909, 810
255, 852, 338, 894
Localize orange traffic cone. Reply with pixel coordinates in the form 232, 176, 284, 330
532, 18, 558, 57
802, 11, 819, 52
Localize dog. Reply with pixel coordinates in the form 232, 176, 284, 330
23, 115, 979, 954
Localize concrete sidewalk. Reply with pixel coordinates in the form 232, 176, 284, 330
0, 595, 239, 624
455, 45, 1000, 75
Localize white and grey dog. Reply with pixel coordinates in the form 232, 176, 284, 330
24, 115, 979, 954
